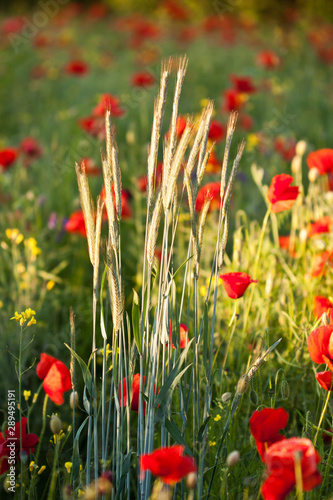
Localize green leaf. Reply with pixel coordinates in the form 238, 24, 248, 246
64, 343, 96, 397
115, 452, 132, 500
165, 417, 193, 456
72, 416, 89, 481
132, 289, 141, 354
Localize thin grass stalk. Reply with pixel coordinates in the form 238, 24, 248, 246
69, 308, 76, 495
75, 162, 95, 266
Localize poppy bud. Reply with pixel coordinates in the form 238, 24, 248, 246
226, 450, 240, 467
50, 414, 63, 435
237, 374, 250, 395
296, 140, 307, 156
70, 391, 78, 409
186, 471, 197, 490
280, 380, 290, 400
222, 392, 232, 403
299, 228, 308, 243
308, 168, 319, 182
291, 156, 301, 174
322, 312, 330, 326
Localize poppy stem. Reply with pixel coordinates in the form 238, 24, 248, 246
314, 388, 331, 446
243, 206, 271, 333
294, 451, 304, 500
29, 394, 48, 499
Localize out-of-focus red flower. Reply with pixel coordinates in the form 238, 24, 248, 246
267, 174, 299, 213
316, 371, 333, 391
20, 137, 43, 159
65, 210, 87, 237
230, 75, 256, 93
36, 353, 71, 405
0, 418, 39, 474
208, 120, 225, 142
274, 137, 296, 161
256, 51, 281, 69
307, 324, 333, 370
223, 89, 245, 112
307, 217, 332, 238
93, 94, 125, 118
80, 158, 101, 176
307, 149, 333, 175
130, 19, 160, 47
310, 251, 333, 277
100, 186, 132, 219
261, 438, 321, 500
162, 0, 189, 21
206, 150, 221, 174
0, 148, 18, 170
131, 71, 156, 88
140, 446, 197, 485
220, 272, 257, 299
176, 115, 187, 138
137, 163, 163, 192
87, 3, 109, 19
78, 116, 104, 138
249, 408, 289, 461
1, 16, 24, 35
33, 34, 50, 48
279, 236, 296, 257
65, 60, 89, 76
314, 296, 333, 320
239, 114, 254, 131
168, 322, 189, 349
195, 182, 221, 212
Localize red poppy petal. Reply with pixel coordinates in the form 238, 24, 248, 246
36, 353, 57, 380
250, 408, 289, 442
315, 371, 333, 391
42, 360, 71, 405
261, 470, 295, 500
307, 326, 333, 364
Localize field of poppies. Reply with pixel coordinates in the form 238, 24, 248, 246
1, 1, 333, 499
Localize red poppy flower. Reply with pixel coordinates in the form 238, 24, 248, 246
139, 445, 197, 485
65, 60, 89, 76
249, 408, 289, 461
195, 182, 221, 212
279, 236, 296, 257
168, 322, 189, 349
307, 217, 332, 237
43, 361, 72, 405
261, 438, 321, 500
119, 374, 155, 415
0, 148, 18, 170
256, 50, 281, 69
267, 174, 299, 213
137, 162, 163, 192
239, 114, 254, 131
206, 151, 221, 174
36, 352, 57, 380
162, 0, 189, 21
220, 272, 258, 299
307, 149, 333, 176
64, 210, 87, 237
316, 371, 333, 391
313, 296, 333, 320
1, 16, 25, 35
20, 137, 43, 159
310, 251, 333, 277
93, 94, 125, 118
274, 138, 296, 161
230, 75, 256, 93
308, 324, 333, 370
176, 116, 187, 138
131, 71, 156, 88
208, 120, 225, 142
100, 186, 132, 219
223, 89, 245, 112
0, 418, 39, 474
80, 158, 101, 176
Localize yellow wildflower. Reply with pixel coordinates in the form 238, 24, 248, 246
24, 390, 31, 401
27, 317, 36, 327
209, 441, 216, 447
246, 133, 260, 152
46, 280, 55, 290
29, 461, 37, 472
65, 462, 73, 474
38, 466, 46, 475
11, 312, 23, 322
214, 415, 222, 422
